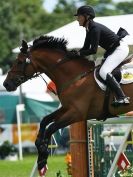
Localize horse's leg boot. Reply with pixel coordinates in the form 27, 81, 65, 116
106, 73, 130, 106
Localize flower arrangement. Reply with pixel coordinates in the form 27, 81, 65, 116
65, 152, 72, 175
118, 166, 133, 177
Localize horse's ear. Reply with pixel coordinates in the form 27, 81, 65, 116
22, 40, 28, 50
20, 40, 28, 53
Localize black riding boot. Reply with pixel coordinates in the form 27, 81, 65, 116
106, 73, 130, 106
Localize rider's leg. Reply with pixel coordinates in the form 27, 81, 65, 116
99, 40, 130, 105
106, 73, 130, 104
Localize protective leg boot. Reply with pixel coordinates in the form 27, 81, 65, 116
106, 73, 130, 106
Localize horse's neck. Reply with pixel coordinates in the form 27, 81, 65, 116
34, 50, 94, 87
52, 56, 95, 86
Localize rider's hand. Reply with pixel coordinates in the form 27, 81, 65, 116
67, 50, 80, 58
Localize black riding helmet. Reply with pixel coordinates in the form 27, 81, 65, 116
74, 5, 95, 19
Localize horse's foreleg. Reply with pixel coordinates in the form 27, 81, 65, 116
35, 107, 67, 175
35, 107, 64, 147
37, 107, 82, 174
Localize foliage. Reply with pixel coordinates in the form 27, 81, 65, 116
77, 0, 133, 16
53, 0, 77, 16
118, 166, 133, 177
0, 0, 47, 71
0, 141, 17, 159
0, 0, 76, 72
78, 0, 119, 16
116, 2, 133, 15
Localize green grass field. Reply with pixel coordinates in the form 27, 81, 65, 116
0, 154, 69, 177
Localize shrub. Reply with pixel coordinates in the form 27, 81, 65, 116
0, 141, 17, 159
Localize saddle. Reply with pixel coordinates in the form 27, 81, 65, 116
95, 54, 133, 90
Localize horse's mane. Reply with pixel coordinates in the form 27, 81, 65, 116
31, 35, 95, 67
32, 36, 68, 51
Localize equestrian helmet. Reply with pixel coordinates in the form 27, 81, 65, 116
74, 5, 95, 19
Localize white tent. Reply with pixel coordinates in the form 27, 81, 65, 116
13, 14, 133, 53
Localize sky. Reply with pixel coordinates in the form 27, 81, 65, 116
44, 0, 58, 12
44, 0, 132, 12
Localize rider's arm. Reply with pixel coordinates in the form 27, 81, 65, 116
80, 27, 100, 56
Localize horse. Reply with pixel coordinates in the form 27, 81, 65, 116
3, 36, 133, 176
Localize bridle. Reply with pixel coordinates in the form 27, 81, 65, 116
8, 51, 39, 86
8, 50, 58, 94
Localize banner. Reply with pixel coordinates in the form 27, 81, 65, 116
0, 123, 39, 147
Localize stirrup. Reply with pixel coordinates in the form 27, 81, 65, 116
112, 97, 130, 106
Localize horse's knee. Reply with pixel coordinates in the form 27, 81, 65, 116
35, 136, 49, 151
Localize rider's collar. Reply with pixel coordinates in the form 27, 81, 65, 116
85, 21, 90, 32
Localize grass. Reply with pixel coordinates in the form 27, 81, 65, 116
0, 154, 69, 177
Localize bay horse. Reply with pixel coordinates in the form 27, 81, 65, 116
3, 36, 133, 176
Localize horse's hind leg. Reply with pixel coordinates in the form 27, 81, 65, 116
37, 107, 82, 173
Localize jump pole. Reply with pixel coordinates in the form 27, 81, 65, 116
87, 113, 133, 177
70, 121, 89, 177
88, 116, 133, 126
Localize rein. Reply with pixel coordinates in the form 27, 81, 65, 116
29, 54, 95, 95
28, 53, 57, 95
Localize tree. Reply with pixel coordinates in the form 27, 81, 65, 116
79, 0, 119, 16
0, 0, 50, 71
53, 0, 77, 23
116, 1, 133, 15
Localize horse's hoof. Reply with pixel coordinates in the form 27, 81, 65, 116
38, 165, 48, 177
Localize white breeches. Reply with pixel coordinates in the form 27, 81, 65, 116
99, 40, 129, 80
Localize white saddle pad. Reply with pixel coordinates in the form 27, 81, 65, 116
94, 62, 133, 91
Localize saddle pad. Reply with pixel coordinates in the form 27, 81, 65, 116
94, 63, 133, 91
120, 68, 133, 84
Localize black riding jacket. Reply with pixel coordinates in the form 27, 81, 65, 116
80, 20, 120, 56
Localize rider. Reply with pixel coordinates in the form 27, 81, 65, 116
73, 5, 130, 106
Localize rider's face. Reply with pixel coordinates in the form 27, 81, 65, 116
76, 15, 85, 26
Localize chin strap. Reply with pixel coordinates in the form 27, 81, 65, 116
83, 15, 90, 27
83, 18, 88, 27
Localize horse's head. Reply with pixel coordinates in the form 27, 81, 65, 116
3, 36, 68, 92
3, 35, 92, 93
3, 40, 37, 91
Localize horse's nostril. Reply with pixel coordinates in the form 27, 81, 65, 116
3, 81, 8, 88
3, 80, 17, 91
